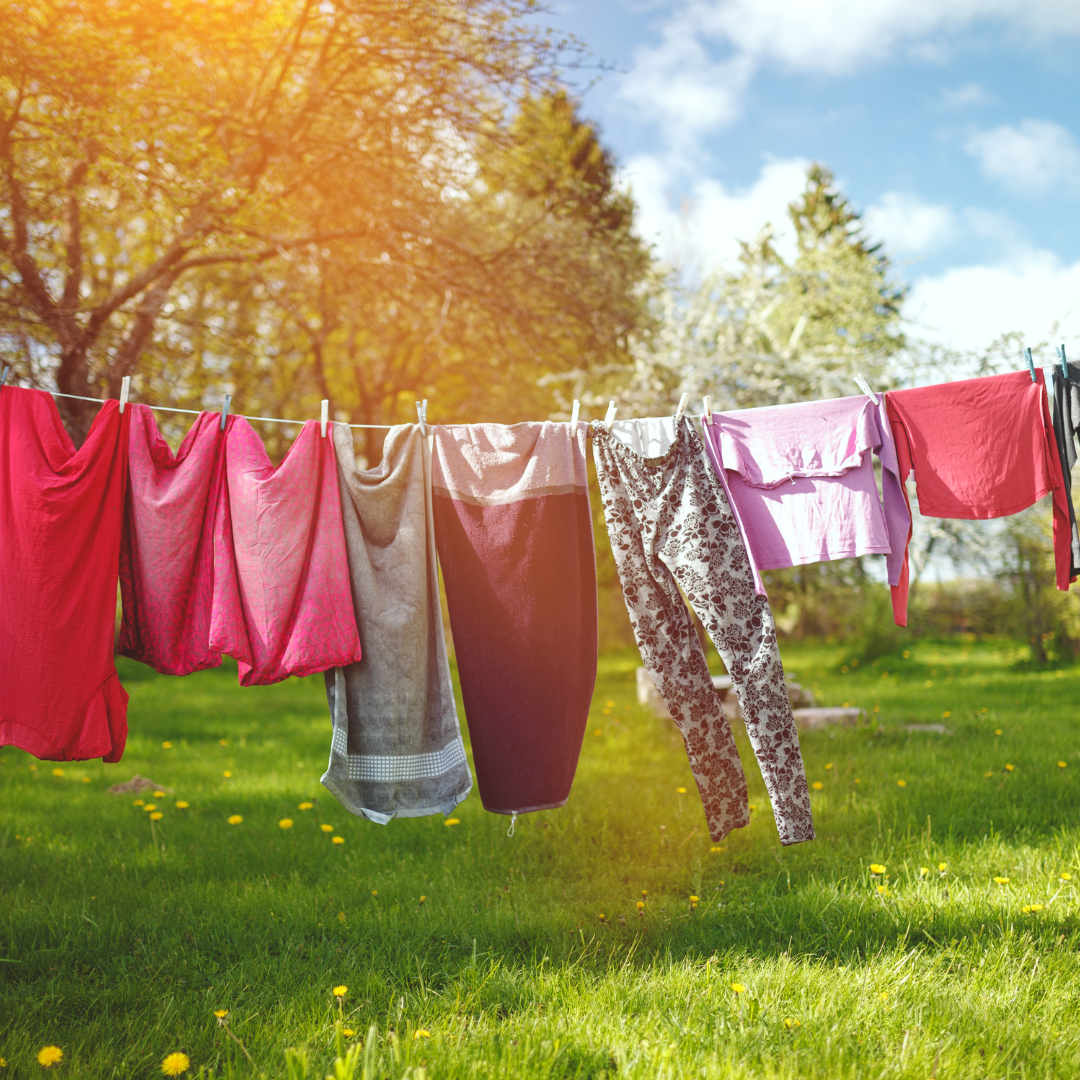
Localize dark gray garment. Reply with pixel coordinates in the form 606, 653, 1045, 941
1050, 363, 1080, 578
321, 424, 472, 822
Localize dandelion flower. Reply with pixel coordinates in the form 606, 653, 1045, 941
811, 781, 824, 790
332, 836, 344, 845
854, 778, 860, 784
994, 729, 1002, 736
278, 819, 293, 830
783, 1018, 801, 1029
333, 985, 347, 998
943, 711, 951, 718
876, 884, 887, 895
342, 1029, 354, 1038
710, 845, 725, 853
161, 1052, 190, 1076
1022, 904, 1044, 913
1005, 764, 1015, 772
214, 1010, 229, 1019
594, 729, 602, 735
175, 801, 189, 810
825, 763, 833, 770
676, 786, 687, 794
1058, 762, 1068, 769
143, 804, 157, 812
227, 815, 242, 825
897, 779, 907, 787
320, 823, 334, 833
938, 863, 947, 872
414, 1030, 431, 1039
641, 889, 648, 899
1061, 872, 1072, 881
222, 771, 232, 778
419, 895, 426, 904
444, 818, 460, 826
902, 650, 910, 658
298, 802, 313, 810
984, 771, 994, 778
993, 876, 1009, 885
731, 983, 745, 994
150, 812, 163, 821
219, 739, 227, 746
51, 768, 64, 777
81, 777, 91, 783
879, 991, 889, 1001
371, 890, 378, 896
133, 799, 145, 806
869, 864, 886, 875
689, 895, 699, 903
636, 901, 645, 910
153, 791, 165, 798
162, 742, 172, 749
37, 1046, 63, 1068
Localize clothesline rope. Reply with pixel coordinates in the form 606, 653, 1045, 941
45, 390, 394, 429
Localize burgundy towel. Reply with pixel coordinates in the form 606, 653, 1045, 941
431, 422, 597, 816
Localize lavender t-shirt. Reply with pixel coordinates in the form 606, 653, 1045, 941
700, 394, 910, 596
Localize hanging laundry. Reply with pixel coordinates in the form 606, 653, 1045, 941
431, 422, 597, 818
592, 416, 814, 846
321, 424, 472, 822
886, 369, 1070, 620
209, 417, 363, 685
119, 405, 231, 674
0, 387, 130, 761
701, 393, 910, 622
1049, 361, 1080, 579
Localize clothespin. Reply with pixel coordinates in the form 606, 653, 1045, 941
570, 399, 580, 435
675, 392, 689, 422
415, 399, 427, 436
0, 366, 9, 390
1023, 347, 1037, 383
320, 399, 329, 438
604, 400, 617, 432
1057, 344, 1069, 379
853, 373, 877, 402
219, 393, 231, 432
119, 376, 130, 414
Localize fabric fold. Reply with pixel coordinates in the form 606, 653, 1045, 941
0, 386, 130, 761
321, 424, 472, 821
431, 421, 597, 816
1049, 361, 1080, 580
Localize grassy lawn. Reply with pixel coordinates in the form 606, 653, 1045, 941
3, 638, 1080, 1078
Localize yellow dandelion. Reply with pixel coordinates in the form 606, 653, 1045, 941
993, 876, 1009, 885
143, 804, 157, 812
984, 771, 994, 778
943, 711, 951, 718
1022, 904, 1044, 913
811, 781, 824, 790
869, 864, 886, 874
731, 983, 745, 994
219, 739, 227, 746
938, 863, 947, 872
897, 779, 907, 787
162, 742, 173, 749
227, 815, 242, 825
278, 819, 293, 829
879, 991, 889, 1000
414, 1030, 431, 1039
825, 763, 834, 770
222, 771, 232, 778
689, 895, 699, 903
332, 836, 344, 845
214, 1010, 228, 1019
333, 985, 347, 998
876, 884, 887, 895
371, 890, 378, 896
320, 823, 334, 833
1058, 761, 1068, 769
298, 802, 314, 810
919, 867, 928, 876
444, 818, 460, 826
854, 778, 860, 784
1061, 872, 1073, 881
642, 889, 648, 898
175, 801, 189, 809
783, 1018, 801, 1029
676, 786, 687, 794
153, 791, 165, 798
133, 799, 145, 806
710, 845, 725, 853
594, 729, 602, 735
51, 768, 64, 777
902, 650, 910, 658
342, 1028, 355, 1038
636, 901, 645, 910
419, 895, 426, 904
150, 812, 163, 821
81, 777, 91, 783
37, 1046, 63, 1068
161, 1052, 190, 1076
994, 729, 1002, 736
1005, 764, 1015, 772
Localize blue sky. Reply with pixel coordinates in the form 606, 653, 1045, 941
545, 0, 1080, 357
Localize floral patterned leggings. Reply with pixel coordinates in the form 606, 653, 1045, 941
592, 418, 814, 845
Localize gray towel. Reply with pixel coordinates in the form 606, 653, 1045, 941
321, 424, 472, 822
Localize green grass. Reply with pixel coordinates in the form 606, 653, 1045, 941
4, 639, 1080, 1079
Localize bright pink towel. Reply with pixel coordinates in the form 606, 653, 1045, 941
119, 404, 229, 675
209, 418, 362, 686
0, 387, 129, 761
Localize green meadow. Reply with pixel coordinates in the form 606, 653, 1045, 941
3, 639, 1080, 1079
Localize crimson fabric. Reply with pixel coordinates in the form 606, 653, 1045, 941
119, 404, 231, 675
209, 418, 362, 686
886, 369, 1070, 623
431, 423, 597, 816
0, 386, 130, 761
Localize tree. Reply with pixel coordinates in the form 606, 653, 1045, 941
1, 1, 649, 446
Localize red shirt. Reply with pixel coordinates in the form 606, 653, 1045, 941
0, 387, 130, 761
886, 369, 1069, 625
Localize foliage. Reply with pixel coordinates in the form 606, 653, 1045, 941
5, 643, 1080, 1077
0, 2, 651, 446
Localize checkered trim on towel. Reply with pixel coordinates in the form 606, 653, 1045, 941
333, 725, 468, 782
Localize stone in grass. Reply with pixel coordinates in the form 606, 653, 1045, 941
108, 774, 174, 795
792, 707, 866, 731
635, 667, 815, 723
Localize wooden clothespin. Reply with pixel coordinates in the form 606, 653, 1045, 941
853, 373, 877, 402
119, 376, 130, 414
1057, 344, 1069, 379
702, 395, 713, 426
675, 392, 689, 422
320, 399, 329, 438
604, 400, 617, 432
570, 399, 580, 436
415, 399, 427, 436
1023, 347, 1037, 383
219, 393, 231, 432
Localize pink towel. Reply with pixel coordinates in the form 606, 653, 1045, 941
120, 408, 362, 685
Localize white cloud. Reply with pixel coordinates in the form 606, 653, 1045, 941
939, 82, 995, 108
965, 119, 1080, 194
620, 0, 1080, 143
864, 193, 958, 256
908, 250, 1080, 352
620, 154, 809, 269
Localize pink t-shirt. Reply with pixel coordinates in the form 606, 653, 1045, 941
701, 394, 910, 603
